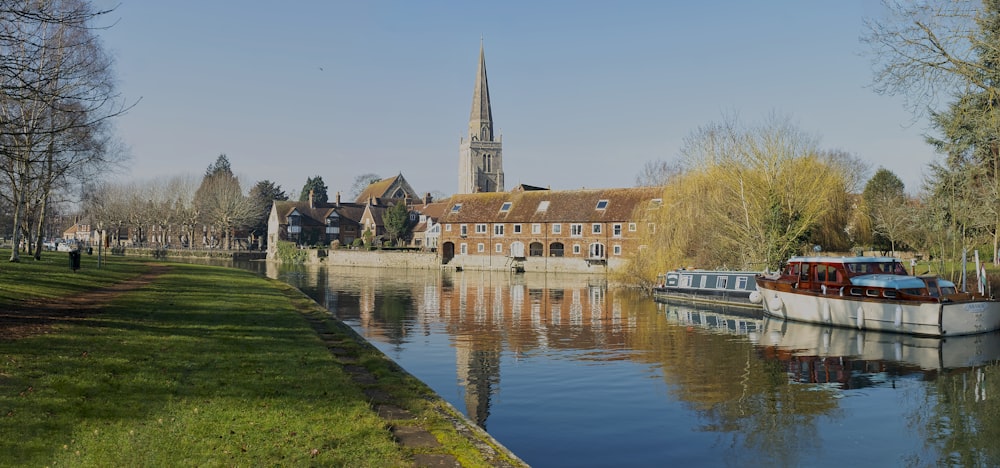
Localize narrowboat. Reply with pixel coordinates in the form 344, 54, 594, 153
755, 256, 1000, 336
653, 269, 764, 309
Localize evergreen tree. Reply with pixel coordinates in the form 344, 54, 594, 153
247, 180, 288, 244
383, 202, 411, 246
299, 176, 329, 204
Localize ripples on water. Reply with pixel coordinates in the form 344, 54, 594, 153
232, 261, 1000, 467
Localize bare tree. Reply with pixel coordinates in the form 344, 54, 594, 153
634, 160, 682, 187
0, 0, 129, 262
863, 0, 991, 114
350, 173, 382, 199
196, 174, 258, 250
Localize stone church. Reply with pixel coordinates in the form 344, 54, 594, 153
457, 42, 504, 194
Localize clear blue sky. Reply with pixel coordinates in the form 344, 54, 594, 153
96, 1, 931, 198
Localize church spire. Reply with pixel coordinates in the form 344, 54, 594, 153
468, 40, 493, 142
458, 40, 503, 194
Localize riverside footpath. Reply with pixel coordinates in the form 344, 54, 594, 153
0, 253, 526, 467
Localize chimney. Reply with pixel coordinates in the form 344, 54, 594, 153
424, 192, 432, 204
309, 189, 314, 208
335, 191, 341, 207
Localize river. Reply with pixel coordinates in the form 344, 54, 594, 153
241, 261, 1000, 467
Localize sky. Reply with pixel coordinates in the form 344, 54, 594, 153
94, 1, 935, 199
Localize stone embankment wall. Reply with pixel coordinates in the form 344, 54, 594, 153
308, 250, 441, 269
280, 248, 624, 274
444, 254, 625, 274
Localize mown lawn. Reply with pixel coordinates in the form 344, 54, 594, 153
0, 251, 409, 466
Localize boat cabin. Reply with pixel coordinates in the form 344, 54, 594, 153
663, 270, 757, 293
775, 256, 961, 301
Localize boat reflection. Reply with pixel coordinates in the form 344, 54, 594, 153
657, 300, 765, 339
759, 316, 1000, 388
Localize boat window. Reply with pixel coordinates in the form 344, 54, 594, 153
800, 264, 810, 281
717, 276, 729, 289
925, 279, 939, 298
850, 287, 863, 296
736, 276, 748, 290
883, 290, 898, 298
941, 285, 956, 295
817, 266, 826, 282
866, 289, 879, 297
681, 275, 692, 287
848, 263, 873, 274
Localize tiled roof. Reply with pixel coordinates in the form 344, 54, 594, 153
354, 174, 419, 205
273, 200, 363, 226
438, 187, 662, 223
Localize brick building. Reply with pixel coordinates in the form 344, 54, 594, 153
437, 187, 661, 272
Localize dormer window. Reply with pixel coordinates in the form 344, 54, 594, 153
451, 203, 462, 213
500, 202, 512, 212
537, 200, 550, 212
596, 200, 609, 210
649, 198, 663, 208
326, 213, 339, 226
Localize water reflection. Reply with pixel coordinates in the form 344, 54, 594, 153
256, 263, 1000, 467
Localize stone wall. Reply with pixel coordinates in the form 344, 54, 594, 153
445, 254, 625, 274
322, 249, 440, 269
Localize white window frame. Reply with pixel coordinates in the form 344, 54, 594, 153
592, 223, 602, 234
570, 224, 583, 237
613, 224, 622, 237
445, 224, 452, 232
475, 224, 487, 234
613, 244, 622, 256
495, 243, 503, 253
460, 243, 468, 254
494, 224, 505, 236
628, 223, 637, 232
552, 224, 562, 234
477, 243, 485, 253
572, 244, 581, 254
532, 223, 541, 234
460, 224, 468, 236
513, 224, 522, 234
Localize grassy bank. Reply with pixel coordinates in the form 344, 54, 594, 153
0, 251, 521, 467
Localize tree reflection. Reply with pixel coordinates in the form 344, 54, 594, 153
909, 367, 1000, 466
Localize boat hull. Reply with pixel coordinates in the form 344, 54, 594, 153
757, 285, 1000, 336
652, 287, 761, 309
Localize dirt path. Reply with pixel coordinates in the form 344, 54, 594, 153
0, 264, 171, 340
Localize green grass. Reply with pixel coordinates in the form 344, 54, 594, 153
0, 251, 522, 467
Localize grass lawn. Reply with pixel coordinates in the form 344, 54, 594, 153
0, 250, 517, 467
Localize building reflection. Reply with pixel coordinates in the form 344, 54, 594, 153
269, 264, 1000, 465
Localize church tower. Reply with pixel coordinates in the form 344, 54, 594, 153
458, 41, 504, 194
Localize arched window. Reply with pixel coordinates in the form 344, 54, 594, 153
588, 243, 606, 259
529, 242, 544, 257
549, 242, 564, 257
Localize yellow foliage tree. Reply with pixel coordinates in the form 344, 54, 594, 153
624, 115, 860, 284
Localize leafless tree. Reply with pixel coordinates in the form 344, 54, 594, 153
0, 0, 129, 262
863, 0, 989, 114
196, 174, 259, 250
634, 159, 683, 187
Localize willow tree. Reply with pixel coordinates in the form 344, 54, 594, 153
626, 116, 858, 283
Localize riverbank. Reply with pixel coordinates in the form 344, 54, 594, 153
0, 251, 526, 467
